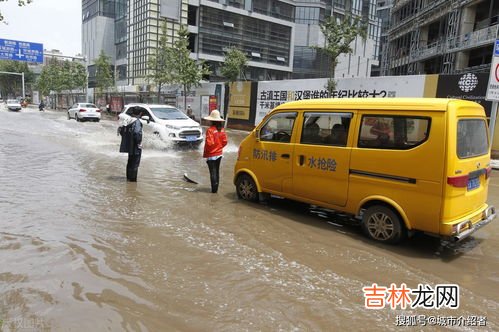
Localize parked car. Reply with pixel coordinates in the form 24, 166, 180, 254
68, 103, 102, 122
119, 104, 203, 145
7, 99, 22, 111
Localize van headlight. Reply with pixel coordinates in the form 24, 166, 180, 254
166, 124, 180, 130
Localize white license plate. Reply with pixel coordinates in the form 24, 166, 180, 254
467, 177, 480, 191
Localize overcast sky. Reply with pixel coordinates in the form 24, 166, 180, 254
0, 0, 82, 56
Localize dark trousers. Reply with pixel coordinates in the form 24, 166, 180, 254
127, 151, 142, 182
206, 157, 222, 193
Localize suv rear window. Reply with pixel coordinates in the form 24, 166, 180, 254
457, 119, 489, 158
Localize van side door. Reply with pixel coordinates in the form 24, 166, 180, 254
292, 112, 353, 207
253, 112, 297, 194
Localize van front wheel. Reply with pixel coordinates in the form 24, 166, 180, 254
361, 206, 406, 244
236, 174, 259, 202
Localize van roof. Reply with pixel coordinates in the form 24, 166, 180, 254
275, 98, 482, 111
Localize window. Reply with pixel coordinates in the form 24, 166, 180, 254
126, 106, 149, 118
358, 115, 430, 150
301, 112, 352, 146
80, 103, 97, 108
457, 119, 489, 158
259, 112, 297, 143
150, 107, 188, 120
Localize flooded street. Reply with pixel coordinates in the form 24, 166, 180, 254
0, 107, 498, 331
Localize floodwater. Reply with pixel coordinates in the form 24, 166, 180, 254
0, 106, 498, 331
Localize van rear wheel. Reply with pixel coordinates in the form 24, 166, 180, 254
236, 174, 259, 202
361, 205, 406, 244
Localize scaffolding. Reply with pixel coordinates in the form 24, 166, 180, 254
385, 0, 491, 75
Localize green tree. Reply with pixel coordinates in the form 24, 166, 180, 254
169, 26, 211, 110
220, 46, 248, 125
147, 20, 175, 102
70, 62, 87, 93
0, 60, 35, 98
316, 15, 366, 93
36, 58, 86, 108
37, 57, 64, 108
94, 50, 113, 101
0, 0, 33, 22
63, 61, 87, 105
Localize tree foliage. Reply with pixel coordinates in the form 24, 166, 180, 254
316, 15, 367, 92
220, 46, 248, 125
0, 0, 33, 22
94, 50, 113, 96
0, 60, 35, 98
220, 46, 247, 83
36, 57, 87, 107
148, 24, 210, 108
171, 26, 211, 109
147, 20, 175, 101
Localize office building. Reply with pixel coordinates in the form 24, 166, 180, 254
188, 0, 295, 81
82, 0, 381, 87
82, 0, 295, 85
292, 0, 381, 79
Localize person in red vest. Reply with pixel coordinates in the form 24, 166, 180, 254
203, 110, 228, 193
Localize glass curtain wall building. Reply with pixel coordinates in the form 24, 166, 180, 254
189, 0, 295, 81
82, 0, 379, 87
83, 0, 188, 87
292, 0, 381, 79
83, 0, 295, 85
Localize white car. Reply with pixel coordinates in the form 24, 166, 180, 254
67, 103, 102, 122
119, 104, 203, 145
7, 99, 22, 111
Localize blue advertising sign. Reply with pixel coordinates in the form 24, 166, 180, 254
0, 38, 44, 63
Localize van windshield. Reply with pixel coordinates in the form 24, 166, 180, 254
457, 119, 489, 158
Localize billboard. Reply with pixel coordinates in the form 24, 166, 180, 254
255, 76, 427, 125
436, 73, 493, 117
228, 81, 252, 120
0, 38, 43, 63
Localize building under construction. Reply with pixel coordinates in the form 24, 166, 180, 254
384, 0, 498, 75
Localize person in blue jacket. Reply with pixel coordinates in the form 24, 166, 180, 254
118, 108, 143, 182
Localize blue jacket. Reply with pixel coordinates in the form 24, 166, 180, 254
119, 118, 142, 155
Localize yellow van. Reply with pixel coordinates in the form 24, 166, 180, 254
234, 98, 496, 244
